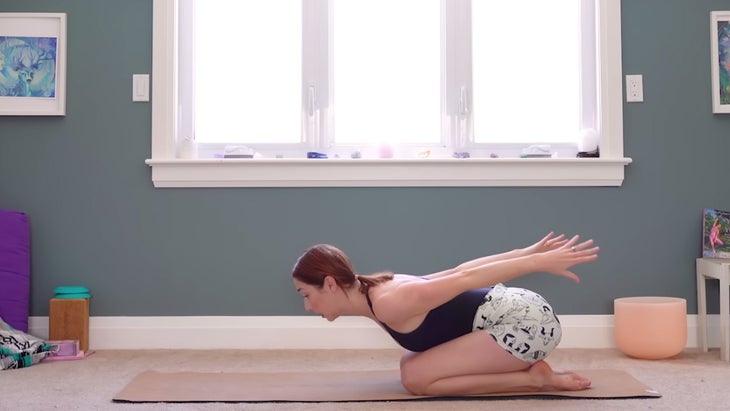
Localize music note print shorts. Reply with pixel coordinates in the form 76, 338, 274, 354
472, 283, 562, 363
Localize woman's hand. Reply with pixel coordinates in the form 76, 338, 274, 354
534, 235, 599, 283
522, 232, 569, 256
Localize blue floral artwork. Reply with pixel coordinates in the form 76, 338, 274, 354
0, 36, 57, 98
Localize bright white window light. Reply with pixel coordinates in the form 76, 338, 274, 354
333, 0, 440, 145
189, 0, 586, 149
472, 1, 581, 144
193, 0, 301, 144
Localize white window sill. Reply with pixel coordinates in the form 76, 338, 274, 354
145, 157, 632, 187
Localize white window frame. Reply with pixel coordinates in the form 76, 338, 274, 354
146, 0, 631, 188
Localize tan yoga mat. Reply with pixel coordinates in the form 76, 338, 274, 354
113, 368, 661, 403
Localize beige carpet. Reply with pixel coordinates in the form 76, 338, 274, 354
3, 348, 730, 410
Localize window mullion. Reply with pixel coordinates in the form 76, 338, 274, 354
302, 0, 332, 150
177, 0, 194, 157
441, 0, 473, 151
596, 0, 623, 158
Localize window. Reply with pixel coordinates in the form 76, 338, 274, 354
471, 2, 582, 145
189, 1, 301, 145
147, 0, 631, 187
333, 0, 441, 147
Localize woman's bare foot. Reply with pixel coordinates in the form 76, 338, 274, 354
528, 360, 591, 391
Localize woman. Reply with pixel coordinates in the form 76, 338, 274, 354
291, 232, 598, 396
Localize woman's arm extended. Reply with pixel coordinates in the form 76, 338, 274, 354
423, 232, 569, 280
378, 235, 598, 321
453, 236, 598, 286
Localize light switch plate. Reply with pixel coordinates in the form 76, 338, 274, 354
132, 74, 150, 102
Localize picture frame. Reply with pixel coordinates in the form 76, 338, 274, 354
0, 13, 67, 116
711, 11, 730, 114
702, 208, 730, 258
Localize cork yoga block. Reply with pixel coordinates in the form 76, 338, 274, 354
613, 296, 687, 360
49, 298, 90, 352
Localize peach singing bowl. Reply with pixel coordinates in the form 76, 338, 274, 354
613, 296, 687, 360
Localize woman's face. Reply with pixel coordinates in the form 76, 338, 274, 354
293, 278, 339, 321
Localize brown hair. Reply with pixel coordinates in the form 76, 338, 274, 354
292, 244, 393, 294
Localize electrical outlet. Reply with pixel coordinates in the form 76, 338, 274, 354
626, 74, 643, 103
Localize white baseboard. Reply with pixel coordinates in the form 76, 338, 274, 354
28, 315, 718, 350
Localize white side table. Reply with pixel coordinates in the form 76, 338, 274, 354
696, 257, 730, 361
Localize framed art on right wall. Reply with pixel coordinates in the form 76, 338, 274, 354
703, 208, 730, 258
711, 11, 730, 114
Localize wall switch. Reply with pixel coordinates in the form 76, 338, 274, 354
626, 74, 643, 103
132, 74, 150, 102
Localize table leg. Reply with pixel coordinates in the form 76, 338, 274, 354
721, 275, 730, 362
696, 267, 708, 353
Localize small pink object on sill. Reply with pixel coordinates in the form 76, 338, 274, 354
377, 144, 394, 158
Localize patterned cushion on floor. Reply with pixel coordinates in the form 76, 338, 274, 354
0, 317, 57, 370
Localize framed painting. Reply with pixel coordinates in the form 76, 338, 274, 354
0, 13, 66, 116
711, 11, 730, 114
703, 208, 730, 258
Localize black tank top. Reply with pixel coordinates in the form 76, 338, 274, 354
365, 287, 491, 352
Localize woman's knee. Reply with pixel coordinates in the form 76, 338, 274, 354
399, 356, 428, 395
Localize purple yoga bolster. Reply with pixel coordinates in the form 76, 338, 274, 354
0, 210, 31, 332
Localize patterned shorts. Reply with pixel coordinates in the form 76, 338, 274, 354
472, 283, 562, 363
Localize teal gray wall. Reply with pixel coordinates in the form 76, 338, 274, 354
1, 0, 729, 316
